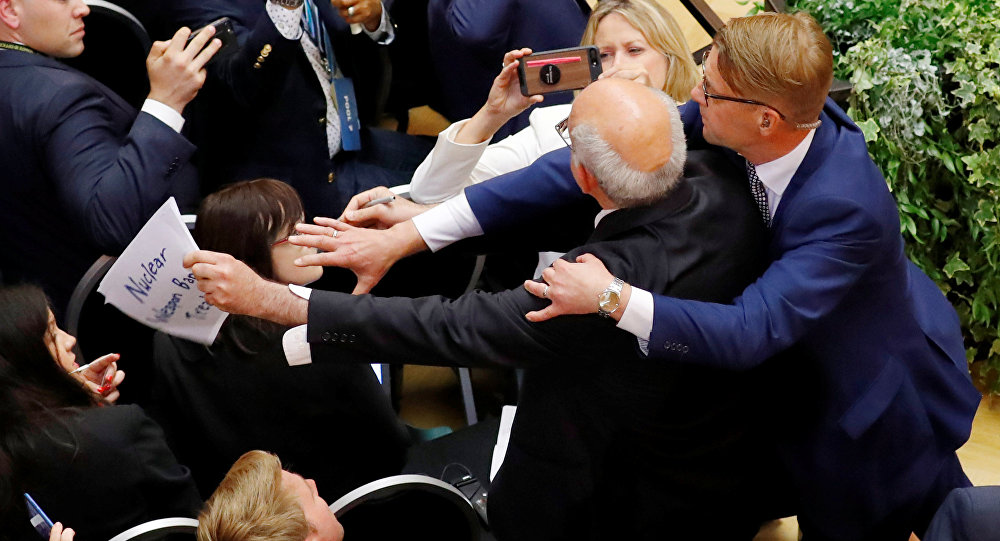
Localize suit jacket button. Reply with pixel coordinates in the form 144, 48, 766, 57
321, 331, 332, 342
327, 172, 335, 183
262, 44, 272, 54
256, 55, 265, 63
318, 117, 326, 125
253, 62, 262, 69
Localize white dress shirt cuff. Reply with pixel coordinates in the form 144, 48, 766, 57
362, 4, 395, 44
141, 99, 185, 132
266, 0, 305, 40
617, 286, 654, 355
411, 192, 484, 252
282, 325, 312, 365
281, 284, 314, 365
288, 283, 313, 300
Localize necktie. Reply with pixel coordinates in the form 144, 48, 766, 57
745, 160, 771, 225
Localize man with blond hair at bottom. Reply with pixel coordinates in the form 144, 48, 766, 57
198, 451, 343, 541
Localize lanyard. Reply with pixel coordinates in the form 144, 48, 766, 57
0, 41, 38, 54
302, 0, 339, 80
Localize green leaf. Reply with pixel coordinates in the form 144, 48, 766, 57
991, 338, 1000, 358
943, 252, 971, 278
856, 118, 880, 142
972, 295, 992, 324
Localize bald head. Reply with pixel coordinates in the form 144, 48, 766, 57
568, 79, 686, 208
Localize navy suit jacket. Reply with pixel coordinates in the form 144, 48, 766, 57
0, 50, 198, 314
923, 486, 1000, 541
166, 0, 394, 216
305, 152, 787, 540
427, 0, 589, 140
463, 100, 982, 539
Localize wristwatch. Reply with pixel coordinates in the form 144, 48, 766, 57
597, 277, 625, 318
271, 0, 304, 9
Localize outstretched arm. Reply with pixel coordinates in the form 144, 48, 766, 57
183, 250, 309, 325
526, 196, 883, 370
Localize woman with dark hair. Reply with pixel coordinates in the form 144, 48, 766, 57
0, 284, 201, 541
149, 179, 410, 502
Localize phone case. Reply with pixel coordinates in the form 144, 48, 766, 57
187, 17, 238, 62
518, 46, 602, 97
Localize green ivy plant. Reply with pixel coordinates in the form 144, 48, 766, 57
793, 0, 1000, 393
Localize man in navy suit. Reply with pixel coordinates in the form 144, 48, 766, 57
475, 12, 980, 541
166, 0, 434, 219
0, 0, 219, 314
302, 11, 981, 541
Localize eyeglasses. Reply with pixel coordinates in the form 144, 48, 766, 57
701, 50, 789, 120
271, 224, 303, 247
700, 50, 821, 130
555, 117, 572, 150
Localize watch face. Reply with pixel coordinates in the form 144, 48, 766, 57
599, 291, 620, 314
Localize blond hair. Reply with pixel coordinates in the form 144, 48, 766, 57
713, 12, 832, 125
197, 451, 310, 541
580, 0, 699, 103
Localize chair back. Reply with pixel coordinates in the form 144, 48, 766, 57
63, 0, 152, 109
330, 474, 481, 541
107, 517, 198, 541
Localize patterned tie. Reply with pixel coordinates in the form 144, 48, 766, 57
745, 160, 771, 225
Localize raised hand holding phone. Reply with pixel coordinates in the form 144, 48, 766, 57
454, 48, 544, 145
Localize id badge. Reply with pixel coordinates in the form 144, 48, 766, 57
333, 77, 362, 151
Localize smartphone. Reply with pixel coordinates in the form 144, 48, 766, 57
185, 17, 238, 62
518, 46, 602, 97
24, 493, 53, 539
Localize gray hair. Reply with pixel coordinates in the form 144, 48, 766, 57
570, 89, 686, 208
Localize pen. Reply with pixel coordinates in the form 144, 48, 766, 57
69, 360, 96, 375
362, 195, 396, 209
69, 353, 119, 375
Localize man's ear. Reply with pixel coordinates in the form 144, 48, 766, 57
571, 156, 597, 195
759, 110, 780, 134
0, 0, 22, 31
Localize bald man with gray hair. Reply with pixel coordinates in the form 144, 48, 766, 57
185, 78, 784, 540
571, 86, 687, 208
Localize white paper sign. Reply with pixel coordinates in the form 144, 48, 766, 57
98, 198, 227, 345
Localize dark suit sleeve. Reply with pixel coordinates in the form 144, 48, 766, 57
648, 194, 883, 370
463, 147, 599, 250
306, 276, 634, 370
123, 406, 203, 517
39, 80, 196, 253
679, 100, 710, 149
188, 3, 305, 108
